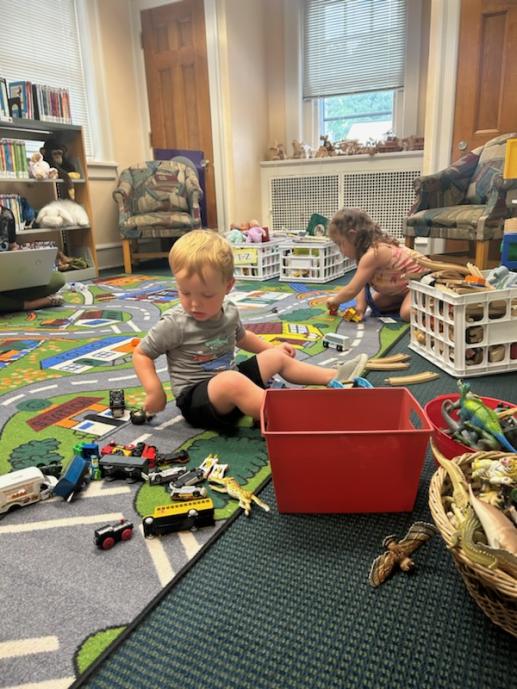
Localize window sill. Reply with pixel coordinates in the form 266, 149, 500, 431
260, 150, 423, 167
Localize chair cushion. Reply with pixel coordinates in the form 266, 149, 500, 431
405, 204, 486, 237
122, 210, 198, 230
465, 133, 517, 204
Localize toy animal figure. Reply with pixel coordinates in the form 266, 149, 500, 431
245, 226, 266, 243
456, 380, 516, 453
368, 521, 437, 587
468, 485, 517, 559
227, 228, 245, 244
471, 456, 517, 487
209, 476, 270, 517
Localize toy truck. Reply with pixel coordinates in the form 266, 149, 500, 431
99, 455, 148, 481
142, 498, 215, 538
53, 455, 91, 502
322, 332, 350, 352
0, 467, 57, 515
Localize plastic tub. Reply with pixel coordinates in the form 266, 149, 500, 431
260, 387, 432, 513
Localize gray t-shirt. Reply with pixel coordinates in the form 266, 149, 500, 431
139, 299, 246, 398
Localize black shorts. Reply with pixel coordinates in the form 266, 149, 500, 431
175, 356, 265, 432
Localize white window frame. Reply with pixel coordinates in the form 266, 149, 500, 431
283, 0, 422, 148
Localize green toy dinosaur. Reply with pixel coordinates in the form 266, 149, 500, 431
457, 380, 516, 453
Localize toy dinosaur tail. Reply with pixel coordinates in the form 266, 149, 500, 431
494, 432, 517, 453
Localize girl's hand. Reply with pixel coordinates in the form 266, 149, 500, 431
278, 342, 296, 358
326, 296, 340, 314
144, 388, 167, 415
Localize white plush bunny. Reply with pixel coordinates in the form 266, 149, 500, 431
36, 200, 90, 228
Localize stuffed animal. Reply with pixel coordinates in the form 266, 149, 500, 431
245, 226, 266, 243
29, 152, 58, 180
36, 200, 90, 228
227, 228, 245, 244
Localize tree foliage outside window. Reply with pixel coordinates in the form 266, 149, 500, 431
320, 90, 394, 142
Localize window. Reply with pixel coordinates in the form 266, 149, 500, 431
303, 0, 408, 142
0, 0, 93, 157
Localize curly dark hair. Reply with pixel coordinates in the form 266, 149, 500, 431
329, 208, 399, 263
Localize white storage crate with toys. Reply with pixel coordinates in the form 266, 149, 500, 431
231, 239, 282, 280
278, 239, 354, 283
409, 278, 517, 378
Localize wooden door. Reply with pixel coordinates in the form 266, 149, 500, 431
451, 0, 517, 158
141, 0, 217, 227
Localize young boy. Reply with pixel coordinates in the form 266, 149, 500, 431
133, 229, 353, 432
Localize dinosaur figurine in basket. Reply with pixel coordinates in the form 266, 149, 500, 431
455, 380, 516, 453
209, 476, 270, 517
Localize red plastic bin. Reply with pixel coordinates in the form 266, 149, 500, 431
260, 387, 432, 514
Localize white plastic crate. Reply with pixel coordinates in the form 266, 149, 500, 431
278, 239, 355, 283
232, 240, 281, 280
409, 278, 517, 377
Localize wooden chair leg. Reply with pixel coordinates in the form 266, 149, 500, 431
474, 240, 490, 270
405, 235, 415, 249
122, 239, 133, 274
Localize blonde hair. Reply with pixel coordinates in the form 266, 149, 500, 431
329, 208, 398, 263
169, 230, 234, 283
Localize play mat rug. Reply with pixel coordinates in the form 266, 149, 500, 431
0, 273, 407, 688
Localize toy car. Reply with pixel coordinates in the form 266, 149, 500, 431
322, 332, 350, 352
143, 498, 214, 537
155, 449, 189, 465
169, 485, 207, 501
170, 467, 205, 488
343, 307, 362, 323
99, 455, 148, 482
145, 466, 187, 486
109, 389, 126, 418
94, 519, 134, 550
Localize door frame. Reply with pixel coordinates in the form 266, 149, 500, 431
131, 0, 228, 231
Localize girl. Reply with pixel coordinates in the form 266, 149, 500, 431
326, 208, 427, 322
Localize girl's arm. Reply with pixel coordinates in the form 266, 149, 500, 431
327, 246, 390, 309
237, 329, 295, 357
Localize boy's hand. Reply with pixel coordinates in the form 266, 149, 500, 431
277, 342, 296, 358
144, 388, 167, 415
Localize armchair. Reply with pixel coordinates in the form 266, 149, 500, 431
113, 160, 203, 273
404, 133, 517, 269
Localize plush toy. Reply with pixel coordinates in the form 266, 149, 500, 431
40, 137, 80, 199
36, 199, 90, 228
227, 228, 245, 244
245, 226, 266, 243
29, 152, 58, 180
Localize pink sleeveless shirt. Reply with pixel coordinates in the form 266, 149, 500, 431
370, 244, 427, 296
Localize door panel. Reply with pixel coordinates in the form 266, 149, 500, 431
141, 0, 217, 226
452, 0, 517, 158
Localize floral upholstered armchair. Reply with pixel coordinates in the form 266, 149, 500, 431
404, 133, 517, 268
113, 160, 203, 273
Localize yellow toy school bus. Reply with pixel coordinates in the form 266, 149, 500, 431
142, 498, 215, 537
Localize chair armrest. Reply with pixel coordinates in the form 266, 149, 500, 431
482, 176, 517, 220
112, 174, 135, 229
409, 150, 480, 213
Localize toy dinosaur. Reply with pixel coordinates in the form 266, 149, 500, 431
368, 521, 437, 587
456, 380, 516, 453
208, 476, 270, 517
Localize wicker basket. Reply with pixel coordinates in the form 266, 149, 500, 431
429, 450, 517, 637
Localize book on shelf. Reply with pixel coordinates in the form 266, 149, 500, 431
8, 81, 34, 119
32, 83, 72, 124
0, 139, 29, 178
0, 78, 11, 121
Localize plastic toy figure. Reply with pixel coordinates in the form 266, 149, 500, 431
94, 519, 134, 550
369, 522, 437, 587
208, 476, 270, 517
109, 389, 126, 419
456, 380, 516, 452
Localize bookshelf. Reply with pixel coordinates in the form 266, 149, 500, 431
0, 118, 98, 282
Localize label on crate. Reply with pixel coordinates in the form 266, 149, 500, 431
233, 248, 258, 265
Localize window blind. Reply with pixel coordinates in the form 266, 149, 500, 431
303, 0, 407, 99
0, 0, 93, 156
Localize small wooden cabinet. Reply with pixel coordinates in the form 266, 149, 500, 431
0, 118, 98, 281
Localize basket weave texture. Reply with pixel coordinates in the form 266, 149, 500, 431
429, 450, 517, 637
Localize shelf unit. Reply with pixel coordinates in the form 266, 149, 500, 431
0, 117, 98, 282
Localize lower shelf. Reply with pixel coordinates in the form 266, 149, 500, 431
62, 266, 97, 282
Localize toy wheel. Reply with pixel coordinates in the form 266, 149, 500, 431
323, 341, 329, 348
101, 536, 115, 550
120, 528, 133, 541
337, 345, 343, 352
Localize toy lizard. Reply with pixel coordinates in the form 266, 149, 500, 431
456, 380, 516, 453
208, 476, 270, 517
368, 521, 437, 587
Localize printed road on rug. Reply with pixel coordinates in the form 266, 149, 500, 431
0, 274, 407, 688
